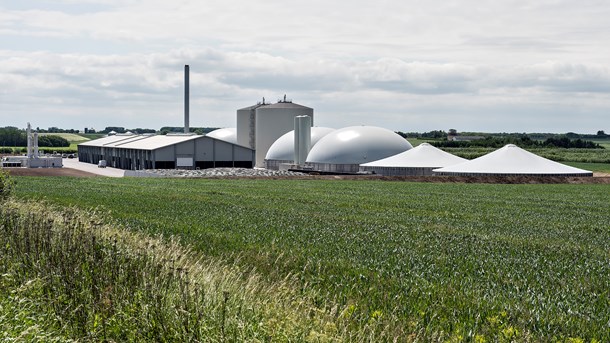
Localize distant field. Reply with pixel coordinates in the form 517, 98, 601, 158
563, 161, 610, 173
1, 133, 92, 153
38, 132, 89, 142
591, 139, 610, 149
405, 137, 440, 146
13, 177, 610, 342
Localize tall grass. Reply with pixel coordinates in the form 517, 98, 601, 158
0, 200, 365, 342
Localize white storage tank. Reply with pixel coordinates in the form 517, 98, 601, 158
253, 101, 313, 168
236, 102, 268, 149
264, 127, 334, 170
306, 126, 412, 173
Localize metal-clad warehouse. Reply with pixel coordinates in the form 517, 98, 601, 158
78, 134, 255, 170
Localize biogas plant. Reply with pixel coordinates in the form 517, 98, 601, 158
78, 65, 593, 177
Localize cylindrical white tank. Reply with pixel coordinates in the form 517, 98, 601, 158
254, 102, 313, 168
294, 116, 311, 166
264, 127, 334, 170
236, 102, 267, 149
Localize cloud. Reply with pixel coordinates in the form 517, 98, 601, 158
1, 1, 609, 132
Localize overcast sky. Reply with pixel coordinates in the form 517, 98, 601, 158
1, 0, 609, 133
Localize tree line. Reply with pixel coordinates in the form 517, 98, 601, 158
0, 127, 70, 148
432, 136, 603, 149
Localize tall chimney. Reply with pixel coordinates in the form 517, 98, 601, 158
184, 64, 190, 134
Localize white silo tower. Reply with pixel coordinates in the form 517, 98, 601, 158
236, 99, 268, 149
253, 99, 313, 168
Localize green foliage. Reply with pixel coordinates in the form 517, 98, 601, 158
434, 135, 603, 149
0, 127, 69, 147
0, 169, 14, 198
37, 135, 70, 147
13, 177, 610, 341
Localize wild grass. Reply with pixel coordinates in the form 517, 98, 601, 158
0, 199, 356, 342
12, 176, 610, 342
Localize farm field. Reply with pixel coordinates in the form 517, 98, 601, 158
10, 176, 610, 341
38, 132, 89, 142
563, 162, 610, 174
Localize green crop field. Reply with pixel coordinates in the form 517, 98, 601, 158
9, 176, 610, 342
38, 133, 89, 143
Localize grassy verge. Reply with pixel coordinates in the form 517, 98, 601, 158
563, 162, 610, 173
0, 199, 354, 342
12, 176, 610, 342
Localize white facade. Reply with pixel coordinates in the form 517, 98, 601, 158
306, 126, 413, 173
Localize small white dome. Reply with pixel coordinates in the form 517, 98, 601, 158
207, 128, 237, 144
361, 143, 466, 168
306, 126, 413, 164
265, 127, 335, 160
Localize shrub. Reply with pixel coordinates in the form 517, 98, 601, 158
0, 169, 13, 199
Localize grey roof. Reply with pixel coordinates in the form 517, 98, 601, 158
79, 134, 255, 151
79, 134, 199, 150
109, 135, 200, 150
237, 103, 268, 111
261, 102, 312, 110
78, 135, 139, 147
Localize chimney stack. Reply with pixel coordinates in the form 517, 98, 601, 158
184, 64, 190, 134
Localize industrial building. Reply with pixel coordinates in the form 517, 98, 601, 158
77, 66, 310, 171
78, 133, 254, 169
433, 144, 593, 176
359, 143, 466, 176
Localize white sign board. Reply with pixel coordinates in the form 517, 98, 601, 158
176, 157, 193, 167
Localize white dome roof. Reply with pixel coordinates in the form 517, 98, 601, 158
206, 128, 237, 144
265, 127, 335, 160
434, 144, 592, 176
306, 126, 413, 164
361, 143, 466, 168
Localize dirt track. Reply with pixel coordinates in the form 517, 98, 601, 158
3, 167, 610, 184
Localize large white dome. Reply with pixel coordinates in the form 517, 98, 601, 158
306, 126, 413, 165
265, 127, 335, 161
206, 128, 237, 144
